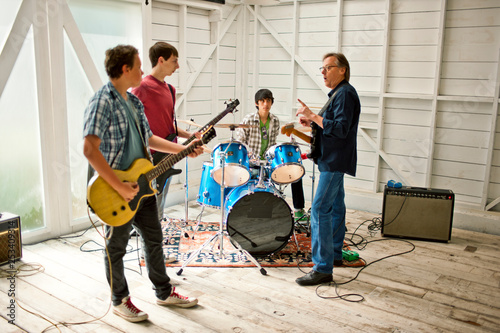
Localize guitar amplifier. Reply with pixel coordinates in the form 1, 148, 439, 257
381, 186, 454, 242
0, 213, 23, 266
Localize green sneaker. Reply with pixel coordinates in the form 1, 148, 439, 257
294, 209, 306, 219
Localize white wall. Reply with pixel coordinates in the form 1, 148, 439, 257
1, 0, 498, 241
149, 0, 500, 234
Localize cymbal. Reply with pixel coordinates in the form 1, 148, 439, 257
177, 119, 202, 128
214, 123, 258, 129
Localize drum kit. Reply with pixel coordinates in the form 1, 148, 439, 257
175, 120, 311, 276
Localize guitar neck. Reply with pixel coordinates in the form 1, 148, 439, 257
292, 129, 311, 144
146, 142, 201, 182
182, 103, 237, 146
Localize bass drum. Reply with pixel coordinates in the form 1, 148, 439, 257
224, 180, 293, 257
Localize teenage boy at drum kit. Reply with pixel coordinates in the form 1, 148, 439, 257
192, 89, 312, 262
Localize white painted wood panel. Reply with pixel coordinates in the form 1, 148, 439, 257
387, 77, 435, 95
299, 1, 337, 17
446, 7, 500, 28
434, 144, 488, 165
343, 14, 386, 32
343, 0, 386, 15
386, 109, 432, 128
391, 12, 441, 30
392, 0, 443, 13
382, 139, 429, 159
435, 128, 490, 148
441, 62, 496, 81
145, 0, 500, 218
433, 160, 486, 181
388, 45, 438, 62
390, 29, 440, 46
343, 30, 385, 46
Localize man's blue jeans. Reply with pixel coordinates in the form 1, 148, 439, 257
310, 171, 346, 274
104, 195, 172, 305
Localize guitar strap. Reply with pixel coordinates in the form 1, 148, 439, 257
309, 83, 345, 161
126, 100, 152, 162
167, 83, 178, 139
318, 83, 345, 117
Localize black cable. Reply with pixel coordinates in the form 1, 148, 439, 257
58, 224, 94, 240
315, 238, 415, 302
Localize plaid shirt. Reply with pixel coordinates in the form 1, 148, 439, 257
236, 112, 281, 159
83, 81, 153, 170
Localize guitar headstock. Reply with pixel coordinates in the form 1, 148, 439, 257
281, 123, 295, 136
201, 126, 217, 145
225, 99, 240, 113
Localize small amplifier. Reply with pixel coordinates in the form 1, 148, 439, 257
0, 213, 23, 266
381, 186, 454, 242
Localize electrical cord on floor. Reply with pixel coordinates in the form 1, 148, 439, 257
296, 215, 415, 303
315, 237, 415, 302
78, 225, 144, 275
9, 209, 114, 333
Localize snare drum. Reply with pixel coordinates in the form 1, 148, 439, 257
266, 143, 305, 184
197, 162, 232, 208
224, 180, 294, 256
212, 141, 250, 187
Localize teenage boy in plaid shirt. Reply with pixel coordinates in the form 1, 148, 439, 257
83, 44, 202, 322
236, 89, 306, 217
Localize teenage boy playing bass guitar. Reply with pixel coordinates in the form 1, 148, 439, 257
83, 45, 202, 323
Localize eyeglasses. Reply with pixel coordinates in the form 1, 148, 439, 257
319, 65, 338, 72
261, 126, 268, 140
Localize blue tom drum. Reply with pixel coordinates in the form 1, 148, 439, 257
266, 143, 305, 184
212, 141, 250, 187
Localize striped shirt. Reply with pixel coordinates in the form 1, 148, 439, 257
235, 112, 280, 159
83, 81, 153, 170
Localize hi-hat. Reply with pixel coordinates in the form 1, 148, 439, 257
178, 119, 202, 128
214, 123, 258, 129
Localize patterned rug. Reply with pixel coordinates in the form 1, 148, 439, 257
140, 219, 365, 268
159, 220, 313, 267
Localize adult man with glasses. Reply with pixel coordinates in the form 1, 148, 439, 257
236, 89, 306, 218
295, 52, 361, 286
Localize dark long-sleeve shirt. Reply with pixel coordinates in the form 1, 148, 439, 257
313, 80, 361, 176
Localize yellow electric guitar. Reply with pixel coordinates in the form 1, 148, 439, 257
87, 127, 216, 227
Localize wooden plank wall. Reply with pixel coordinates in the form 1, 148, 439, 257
148, 0, 500, 216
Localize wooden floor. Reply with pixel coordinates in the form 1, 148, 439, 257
2, 200, 500, 333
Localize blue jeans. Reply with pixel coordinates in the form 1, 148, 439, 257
104, 195, 172, 305
310, 171, 346, 274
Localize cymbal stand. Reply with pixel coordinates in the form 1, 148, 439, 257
180, 121, 195, 238
163, 122, 194, 241
177, 133, 267, 276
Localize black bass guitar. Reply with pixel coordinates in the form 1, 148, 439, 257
155, 99, 240, 192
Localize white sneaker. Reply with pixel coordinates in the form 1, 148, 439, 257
113, 296, 148, 322
157, 287, 198, 308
